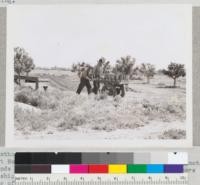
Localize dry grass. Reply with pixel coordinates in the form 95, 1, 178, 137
14, 87, 185, 134
14, 71, 186, 139
15, 85, 64, 110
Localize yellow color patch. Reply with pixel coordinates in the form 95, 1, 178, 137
108, 164, 127, 174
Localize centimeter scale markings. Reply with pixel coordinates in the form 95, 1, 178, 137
15, 174, 188, 185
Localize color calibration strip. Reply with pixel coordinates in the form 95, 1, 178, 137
15, 152, 187, 174
15, 164, 184, 174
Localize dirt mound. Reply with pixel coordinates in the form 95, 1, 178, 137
15, 102, 41, 113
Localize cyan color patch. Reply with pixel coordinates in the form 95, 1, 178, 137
147, 164, 164, 173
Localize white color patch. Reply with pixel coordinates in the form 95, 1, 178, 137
51, 165, 70, 174
168, 152, 188, 164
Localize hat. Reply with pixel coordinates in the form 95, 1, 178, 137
99, 57, 106, 63
80, 62, 85, 67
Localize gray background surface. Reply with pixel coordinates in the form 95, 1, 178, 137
193, 7, 200, 146
0, 4, 199, 147
0, 0, 200, 5
0, 7, 6, 147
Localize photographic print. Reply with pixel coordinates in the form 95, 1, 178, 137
6, 4, 192, 148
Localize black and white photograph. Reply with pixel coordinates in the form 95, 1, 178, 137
6, 5, 192, 148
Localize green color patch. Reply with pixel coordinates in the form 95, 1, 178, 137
127, 164, 147, 173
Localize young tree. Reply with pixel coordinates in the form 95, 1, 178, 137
14, 47, 35, 84
23, 56, 35, 76
129, 66, 140, 80
114, 55, 136, 80
163, 62, 186, 87
14, 47, 26, 85
139, 63, 156, 84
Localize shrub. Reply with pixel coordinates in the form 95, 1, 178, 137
14, 105, 46, 131
159, 129, 186, 139
15, 92, 29, 104
14, 87, 62, 110
14, 86, 186, 135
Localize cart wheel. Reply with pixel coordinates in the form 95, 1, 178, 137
116, 87, 121, 95
121, 85, 125, 97
101, 85, 106, 93
112, 87, 117, 97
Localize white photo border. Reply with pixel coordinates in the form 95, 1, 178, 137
5, 4, 193, 149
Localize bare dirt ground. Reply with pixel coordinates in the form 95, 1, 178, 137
14, 69, 186, 140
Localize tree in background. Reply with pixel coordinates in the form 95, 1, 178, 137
129, 66, 141, 80
14, 47, 25, 85
71, 63, 78, 72
23, 55, 35, 76
114, 55, 136, 80
14, 47, 35, 85
139, 63, 156, 84
162, 62, 186, 87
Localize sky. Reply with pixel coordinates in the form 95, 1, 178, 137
7, 5, 192, 69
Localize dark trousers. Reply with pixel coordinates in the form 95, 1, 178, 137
76, 77, 91, 94
93, 80, 100, 94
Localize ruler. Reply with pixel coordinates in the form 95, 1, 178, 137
15, 174, 188, 185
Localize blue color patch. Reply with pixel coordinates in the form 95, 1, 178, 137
147, 164, 164, 173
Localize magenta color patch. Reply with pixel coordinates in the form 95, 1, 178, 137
70, 164, 88, 173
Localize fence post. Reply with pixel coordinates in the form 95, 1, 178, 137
35, 78, 39, 90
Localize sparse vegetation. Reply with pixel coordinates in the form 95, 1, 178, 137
14, 51, 186, 140
15, 82, 186, 138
